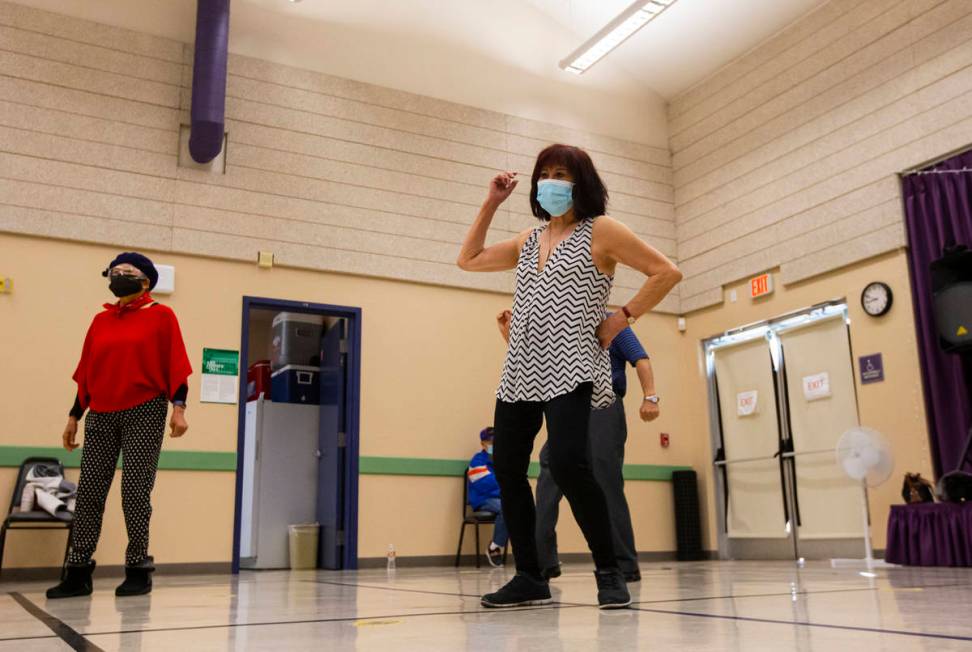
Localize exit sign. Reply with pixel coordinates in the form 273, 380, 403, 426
750, 273, 774, 299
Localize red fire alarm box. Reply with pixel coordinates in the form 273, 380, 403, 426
660, 432, 670, 448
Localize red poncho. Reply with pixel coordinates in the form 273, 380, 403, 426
73, 294, 192, 413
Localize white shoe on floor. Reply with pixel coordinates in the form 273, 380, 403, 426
486, 544, 504, 568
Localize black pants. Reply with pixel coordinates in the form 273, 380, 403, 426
68, 395, 168, 566
536, 397, 639, 574
493, 383, 617, 576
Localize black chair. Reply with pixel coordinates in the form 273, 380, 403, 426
0, 457, 74, 578
454, 473, 509, 568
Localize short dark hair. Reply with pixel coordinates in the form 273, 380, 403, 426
530, 144, 608, 222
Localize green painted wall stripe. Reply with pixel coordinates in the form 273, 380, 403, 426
0, 446, 236, 471
0, 447, 689, 481
358, 456, 467, 477
358, 456, 688, 481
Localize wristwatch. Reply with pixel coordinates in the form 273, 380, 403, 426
643, 395, 660, 404
172, 400, 187, 409
621, 305, 636, 325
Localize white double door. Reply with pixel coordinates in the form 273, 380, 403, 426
711, 311, 864, 559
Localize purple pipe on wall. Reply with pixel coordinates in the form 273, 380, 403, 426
189, 0, 230, 164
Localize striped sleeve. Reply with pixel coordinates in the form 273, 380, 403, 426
612, 326, 649, 366
467, 465, 491, 483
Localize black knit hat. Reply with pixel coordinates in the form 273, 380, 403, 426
102, 252, 158, 290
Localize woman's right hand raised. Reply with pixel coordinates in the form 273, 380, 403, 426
487, 171, 518, 205
63, 417, 79, 452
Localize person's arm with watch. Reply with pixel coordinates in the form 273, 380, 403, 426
590, 216, 682, 348
636, 359, 660, 422
611, 324, 660, 423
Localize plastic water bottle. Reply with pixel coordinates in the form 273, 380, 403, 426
386, 544, 397, 571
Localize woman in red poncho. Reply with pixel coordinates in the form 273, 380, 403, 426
47, 252, 192, 600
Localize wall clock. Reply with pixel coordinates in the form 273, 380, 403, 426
861, 282, 893, 317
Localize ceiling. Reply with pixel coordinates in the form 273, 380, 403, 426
241, 0, 830, 100
522, 0, 829, 98
13, 0, 830, 142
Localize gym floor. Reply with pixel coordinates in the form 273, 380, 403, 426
2, 561, 971, 650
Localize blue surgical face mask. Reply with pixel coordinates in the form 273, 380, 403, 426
536, 179, 574, 217
487, 444, 494, 455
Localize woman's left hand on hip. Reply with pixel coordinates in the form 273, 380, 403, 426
595, 311, 626, 349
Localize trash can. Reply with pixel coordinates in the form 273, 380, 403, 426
288, 523, 320, 570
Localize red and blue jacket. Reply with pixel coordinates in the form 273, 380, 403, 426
467, 450, 500, 510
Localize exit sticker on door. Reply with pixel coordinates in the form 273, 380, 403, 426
802, 372, 831, 401
737, 390, 758, 417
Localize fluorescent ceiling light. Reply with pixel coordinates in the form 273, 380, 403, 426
560, 0, 678, 75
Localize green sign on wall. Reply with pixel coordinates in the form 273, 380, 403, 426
202, 348, 239, 376
201, 348, 239, 404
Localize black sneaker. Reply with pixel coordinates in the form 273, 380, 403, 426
541, 564, 562, 580
594, 569, 631, 609
623, 570, 641, 583
481, 572, 552, 608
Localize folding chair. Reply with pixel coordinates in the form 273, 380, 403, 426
454, 473, 509, 568
0, 457, 74, 578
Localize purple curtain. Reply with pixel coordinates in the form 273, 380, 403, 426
902, 150, 972, 477
885, 502, 972, 566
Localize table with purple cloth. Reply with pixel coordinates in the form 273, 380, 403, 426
885, 501, 972, 566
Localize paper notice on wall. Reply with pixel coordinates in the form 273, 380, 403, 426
737, 390, 758, 417
802, 372, 831, 401
200, 348, 239, 404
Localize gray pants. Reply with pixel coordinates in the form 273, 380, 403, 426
535, 397, 638, 574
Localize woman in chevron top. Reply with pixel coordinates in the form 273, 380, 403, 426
457, 144, 681, 609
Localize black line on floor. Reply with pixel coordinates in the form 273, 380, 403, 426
306, 578, 482, 599
0, 634, 58, 643
306, 578, 596, 608
41, 603, 586, 641
632, 581, 970, 606
8, 592, 105, 651
633, 606, 972, 642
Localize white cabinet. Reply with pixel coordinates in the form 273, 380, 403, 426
239, 398, 319, 569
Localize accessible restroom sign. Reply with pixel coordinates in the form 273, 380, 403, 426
859, 353, 885, 385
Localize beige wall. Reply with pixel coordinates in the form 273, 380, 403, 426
670, 0, 972, 312
0, 233, 684, 567
0, 0, 944, 570
0, 1, 679, 314
671, 250, 933, 552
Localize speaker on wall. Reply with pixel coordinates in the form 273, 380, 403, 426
931, 245, 972, 354
672, 470, 705, 561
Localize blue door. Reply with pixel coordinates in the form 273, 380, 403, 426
317, 319, 346, 569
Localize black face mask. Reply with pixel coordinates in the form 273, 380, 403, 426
109, 275, 145, 298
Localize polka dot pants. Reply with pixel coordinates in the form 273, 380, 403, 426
68, 395, 168, 567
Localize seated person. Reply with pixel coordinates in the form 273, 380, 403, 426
467, 427, 508, 567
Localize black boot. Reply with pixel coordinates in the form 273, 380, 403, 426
46, 561, 95, 599
115, 557, 154, 597
594, 568, 631, 609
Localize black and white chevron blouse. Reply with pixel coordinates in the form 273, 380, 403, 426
497, 217, 615, 408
